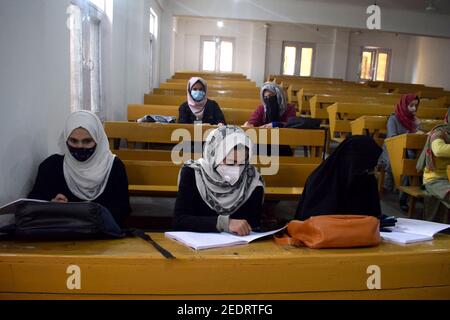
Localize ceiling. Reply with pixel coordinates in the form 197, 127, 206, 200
295, 0, 450, 15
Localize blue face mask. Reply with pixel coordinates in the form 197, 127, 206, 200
191, 90, 205, 102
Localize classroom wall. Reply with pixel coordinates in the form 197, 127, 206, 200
173, 18, 267, 85
406, 36, 450, 90
0, 0, 71, 205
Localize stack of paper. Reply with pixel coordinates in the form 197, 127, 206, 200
165, 226, 286, 250
381, 218, 450, 244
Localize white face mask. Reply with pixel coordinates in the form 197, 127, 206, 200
216, 165, 242, 185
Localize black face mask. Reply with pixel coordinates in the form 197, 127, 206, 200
67, 143, 97, 162
263, 95, 280, 122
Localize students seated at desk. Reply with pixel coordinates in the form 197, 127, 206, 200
243, 82, 296, 129
417, 108, 450, 223
296, 135, 382, 220
178, 77, 226, 125
174, 125, 265, 235
379, 93, 422, 211
28, 111, 131, 227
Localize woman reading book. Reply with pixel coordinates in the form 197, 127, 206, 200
28, 110, 131, 227
173, 125, 265, 235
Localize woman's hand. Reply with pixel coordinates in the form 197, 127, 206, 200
52, 194, 68, 203
242, 122, 254, 128
229, 219, 252, 236
259, 123, 273, 129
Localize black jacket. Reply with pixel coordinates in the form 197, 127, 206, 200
28, 154, 131, 227
178, 99, 226, 125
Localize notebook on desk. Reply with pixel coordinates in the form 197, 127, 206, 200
381, 218, 450, 244
165, 226, 286, 250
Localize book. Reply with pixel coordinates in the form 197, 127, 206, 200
165, 226, 286, 250
380, 218, 450, 244
0, 198, 49, 229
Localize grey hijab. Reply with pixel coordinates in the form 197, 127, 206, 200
260, 82, 288, 121
183, 125, 264, 215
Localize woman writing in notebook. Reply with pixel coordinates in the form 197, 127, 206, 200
173, 125, 265, 235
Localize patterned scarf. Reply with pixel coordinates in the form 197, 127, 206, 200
183, 126, 264, 215
260, 82, 287, 123
416, 107, 450, 171
395, 93, 420, 133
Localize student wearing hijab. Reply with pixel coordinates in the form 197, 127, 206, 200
178, 77, 226, 125
416, 107, 450, 223
379, 93, 422, 211
296, 135, 382, 220
174, 125, 265, 235
243, 82, 296, 129
28, 111, 131, 227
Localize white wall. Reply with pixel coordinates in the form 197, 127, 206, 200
346, 31, 412, 82
0, 0, 71, 205
406, 36, 450, 90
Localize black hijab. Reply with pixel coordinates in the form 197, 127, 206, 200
296, 135, 383, 220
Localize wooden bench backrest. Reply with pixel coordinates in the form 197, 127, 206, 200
350, 116, 443, 146
144, 94, 260, 110
384, 133, 427, 188
105, 122, 326, 159
127, 104, 251, 125
153, 88, 260, 99
327, 103, 446, 139
124, 160, 318, 188
159, 82, 257, 90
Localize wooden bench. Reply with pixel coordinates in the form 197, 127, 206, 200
327, 103, 446, 143
351, 115, 444, 145
153, 88, 260, 99
384, 133, 428, 217
172, 71, 248, 80
124, 160, 318, 200
296, 89, 397, 114
144, 94, 261, 110
105, 122, 327, 162
127, 104, 252, 126
159, 81, 258, 90
1, 233, 449, 299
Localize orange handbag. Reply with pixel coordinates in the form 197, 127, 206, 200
274, 215, 381, 249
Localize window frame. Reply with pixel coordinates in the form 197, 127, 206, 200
358, 46, 392, 82
200, 36, 236, 72
280, 41, 316, 77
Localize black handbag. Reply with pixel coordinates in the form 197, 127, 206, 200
0, 201, 175, 259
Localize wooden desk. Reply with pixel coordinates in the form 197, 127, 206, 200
447, 165, 450, 181
1, 234, 449, 299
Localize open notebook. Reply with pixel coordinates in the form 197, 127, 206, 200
165, 226, 286, 250
381, 218, 450, 244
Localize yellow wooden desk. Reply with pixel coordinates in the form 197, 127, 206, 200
447, 165, 450, 181
1, 233, 449, 300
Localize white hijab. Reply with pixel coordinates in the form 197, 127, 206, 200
184, 126, 264, 215
59, 110, 116, 201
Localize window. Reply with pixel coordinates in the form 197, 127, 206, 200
281, 42, 315, 76
149, 7, 158, 91
67, 0, 108, 116
200, 36, 234, 72
359, 47, 391, 81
